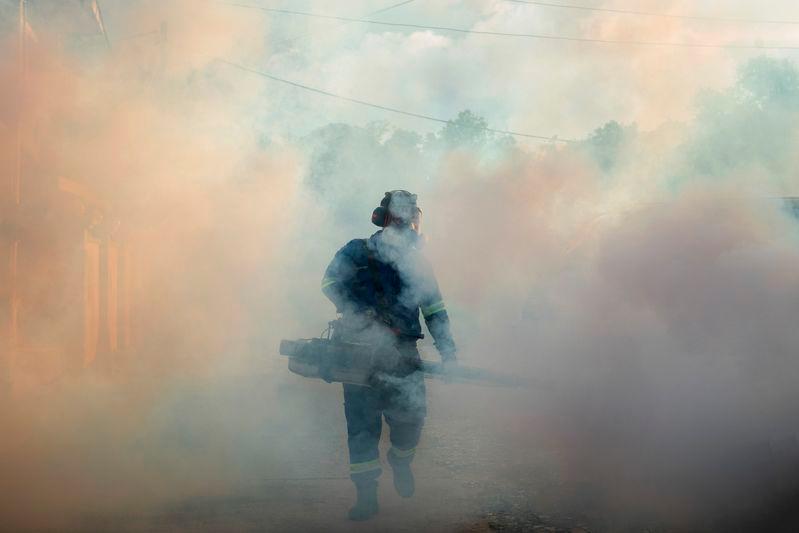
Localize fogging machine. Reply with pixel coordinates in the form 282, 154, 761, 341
279, 335, 528, 388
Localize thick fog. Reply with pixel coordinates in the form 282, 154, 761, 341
2, 1, 799, 531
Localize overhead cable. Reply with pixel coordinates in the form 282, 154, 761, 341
505, 0, 799, 26
218, 59, 574, 143
369, 0, 418, 16
223, 4, 799, 51
272, 0, 416, 48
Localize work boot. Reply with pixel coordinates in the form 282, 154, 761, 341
388, 450, 415, 498
348, 480, 379, 521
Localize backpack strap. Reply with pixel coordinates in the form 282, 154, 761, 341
363, 241, 424, 340
365, 244, 392, 328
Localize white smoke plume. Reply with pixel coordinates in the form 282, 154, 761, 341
2, 1, 799, 531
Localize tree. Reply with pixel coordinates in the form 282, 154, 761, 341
685, 56, 799, 183
438, 110, 491, 150
426, 109, 515, 158
583, 120, 635, 172
300, 122, 430, 232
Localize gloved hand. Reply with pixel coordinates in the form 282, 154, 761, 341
441, 357, 457, 383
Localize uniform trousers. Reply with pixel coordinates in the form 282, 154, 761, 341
343, 347, 426, 483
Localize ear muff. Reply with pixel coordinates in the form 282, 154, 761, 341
371, 192, 393, 227
371, 206, 389, 227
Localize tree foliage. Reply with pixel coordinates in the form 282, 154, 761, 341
583, 120, 636, 172
686, 57, 799, 183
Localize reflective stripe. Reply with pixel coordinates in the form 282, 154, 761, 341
421, 300, 446, 318
350, 458, 382, 474
389, 446, 416, 459
321, 277, 337, 290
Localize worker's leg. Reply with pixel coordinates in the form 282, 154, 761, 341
343, 383, 382, 520
384, 370, 426, 498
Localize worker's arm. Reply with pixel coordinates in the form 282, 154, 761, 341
418, 261, 457, 362
321, 240, 360, 313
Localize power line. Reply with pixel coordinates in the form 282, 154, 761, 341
270, 0, 416, 48
217, 59, 574, 143
361, 0, 417, 16
505, 0, 799, 26
221, 4, 799, 51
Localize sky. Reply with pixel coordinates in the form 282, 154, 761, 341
84, 0, 799, 143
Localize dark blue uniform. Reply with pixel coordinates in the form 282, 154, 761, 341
322, 230, 456, 483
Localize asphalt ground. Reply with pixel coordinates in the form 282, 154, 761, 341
73, 373, 589, 533
12, 367, 799, 532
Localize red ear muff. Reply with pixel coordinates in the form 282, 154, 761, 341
371, 206, 389, 227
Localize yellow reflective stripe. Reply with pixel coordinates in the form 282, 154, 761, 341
350, 458, 381, 474
422, 300, 446, 318
389, 446, 416, 459
321, 277, 337, 290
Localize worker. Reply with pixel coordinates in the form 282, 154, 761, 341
321, 190, 457, 520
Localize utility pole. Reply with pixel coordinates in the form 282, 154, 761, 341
15, 0, 24, 206
90, 0, 112, 50
9, 0, 26, 354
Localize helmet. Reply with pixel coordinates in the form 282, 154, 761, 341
371, 190, 422, 233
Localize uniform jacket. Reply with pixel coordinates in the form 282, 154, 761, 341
322, 230, 456, 361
